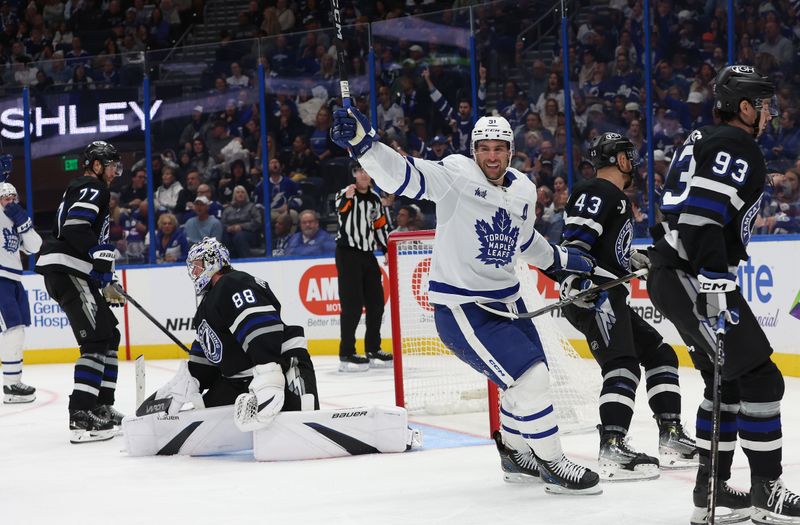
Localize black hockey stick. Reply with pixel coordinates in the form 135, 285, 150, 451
330, 0, 351, 108
707, 316, 727, 524
111, 283, 191, 353
475, 268, 648, 320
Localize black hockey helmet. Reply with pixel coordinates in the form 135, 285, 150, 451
713, 65, 776, 116
588, 132, 640, 171
83, 141, 123, 177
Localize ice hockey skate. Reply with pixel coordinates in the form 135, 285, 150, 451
366, 350, 393, 369
3, 382, 36, 404
535, 453, 602, 495
750, 477, 800, 525
656, 416, 699, 469
93, 405, 125, 427
598, 427, 660, 481
690, 462, 752, 525
492, 431, 541, 484
338, 354, 370, 372
69, 409, 117, 444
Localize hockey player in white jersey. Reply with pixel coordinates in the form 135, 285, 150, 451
332, 109, 601, 495
0, 158, 42, 403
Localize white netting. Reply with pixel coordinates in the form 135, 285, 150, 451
390, 232, 599, 434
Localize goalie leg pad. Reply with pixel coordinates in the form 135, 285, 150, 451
253, 406, 413, 461
136, 361, 202, 416
122, 405, 252, 456
502, 361, 563, 462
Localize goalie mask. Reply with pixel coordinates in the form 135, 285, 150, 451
588, 132, 640, 184
186, 237, 231, 295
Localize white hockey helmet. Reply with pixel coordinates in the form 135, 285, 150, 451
471, 116, 515, 158
186, 237, 231, 295
0, 182, 17, 202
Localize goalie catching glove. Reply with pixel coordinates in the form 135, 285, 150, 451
330, 107, 378, 157
234, 362, 285, 432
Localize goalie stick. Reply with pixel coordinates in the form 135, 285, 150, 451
475, 268, 648, 320
111, 282, 191, 353
330, 0, 350, 108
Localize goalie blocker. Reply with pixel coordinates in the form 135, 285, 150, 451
122, 405, 421, 460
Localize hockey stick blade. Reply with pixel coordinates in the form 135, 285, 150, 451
475, 268, 648, 320
111, 283, 191, 353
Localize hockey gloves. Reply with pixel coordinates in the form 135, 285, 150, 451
234, 362, 285, 432
559, 274, 608, 310
102, 282, 126, 308
88, 243, 115, 288
330, 107, 377, 158
548, 244, 595, 275
630, 248, 651, 275
3, 202, 32, 232
697, 269, 740, 331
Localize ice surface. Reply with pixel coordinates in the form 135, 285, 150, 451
3, 357, 799, 525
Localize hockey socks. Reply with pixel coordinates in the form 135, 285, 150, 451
70, 354, 106, 410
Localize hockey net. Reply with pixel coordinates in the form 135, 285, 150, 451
387, 230, 599, 437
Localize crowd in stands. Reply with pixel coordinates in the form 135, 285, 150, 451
22, 0, 800, 263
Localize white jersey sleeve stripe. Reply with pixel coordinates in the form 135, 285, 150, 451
690, 176, 746, 210
229, 305, 277, 335
564, 215, 604, 235
70, 201, 100, 213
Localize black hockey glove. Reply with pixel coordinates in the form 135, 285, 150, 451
696, 269, 740, 331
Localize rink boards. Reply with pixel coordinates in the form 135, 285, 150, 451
17, 237, 800, 376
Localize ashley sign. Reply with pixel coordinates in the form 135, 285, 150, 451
0, 100, 164, 139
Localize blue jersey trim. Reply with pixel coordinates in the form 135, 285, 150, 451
0, 263, 23, 275
429, 280, 520, 299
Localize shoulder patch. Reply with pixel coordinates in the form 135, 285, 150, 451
197, 319, 223, 364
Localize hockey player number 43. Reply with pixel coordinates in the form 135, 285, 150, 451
232, 289, 256, 308
574, 194, 602, 215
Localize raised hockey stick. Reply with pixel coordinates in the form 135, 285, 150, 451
707, 316, 727, 524
111, 283, 191, 353
475, 268, 648, 320
330, 0, 351, 108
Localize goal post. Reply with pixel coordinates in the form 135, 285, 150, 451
387, 230, 598, 438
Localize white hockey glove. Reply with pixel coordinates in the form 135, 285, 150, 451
137, 361, 203, 416
697, 270, 740, 332
103, 282, 126, 308
234, 362, 285, 432
559, 274, 608, 310
630, 248, 651, 275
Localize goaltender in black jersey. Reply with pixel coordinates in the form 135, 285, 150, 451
186, 237, 319, 413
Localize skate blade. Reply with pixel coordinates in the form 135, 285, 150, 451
659, 453, 699, 470
599, 463, 660, 482
70, 428, 118, 444
338, 362, 370, 373
751, 507, 800, 525
690, 505, 752, 525
503, 471, 542, 484
3, 394, 36, 404
368, 359, 393, 369
543, 482, 603, 495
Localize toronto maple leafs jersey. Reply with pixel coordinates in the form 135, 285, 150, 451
651, 124, 767, 275
562, 178, 633, 279
358, 141, 557, 305
35, 175, 111, 279
188, 270, 310, 390
0, 203, 42, 282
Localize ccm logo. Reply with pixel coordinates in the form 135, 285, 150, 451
699, 282, 734, 292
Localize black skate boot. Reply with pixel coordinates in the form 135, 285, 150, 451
3, 382, 36, 404
690, 461, 751, 525
366, 350, 393, 369
656, 415, 699, 469
598, 426, 660, 481
750, 476, 800, 525
536, 453, 602, 495
492, 431, 541, 484
69, 409, 117, 444
93, 405, 125, 426
338, 354, 370, 373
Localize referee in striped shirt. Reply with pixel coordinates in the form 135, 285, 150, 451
335, 162, 393, 372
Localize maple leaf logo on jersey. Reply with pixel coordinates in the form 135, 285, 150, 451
2, 227, 19, 253
475, 208, 519, 268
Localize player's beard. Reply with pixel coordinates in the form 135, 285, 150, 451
479, 155, 509, 184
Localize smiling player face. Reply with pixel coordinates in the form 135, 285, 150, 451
474, 140, 510, 184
